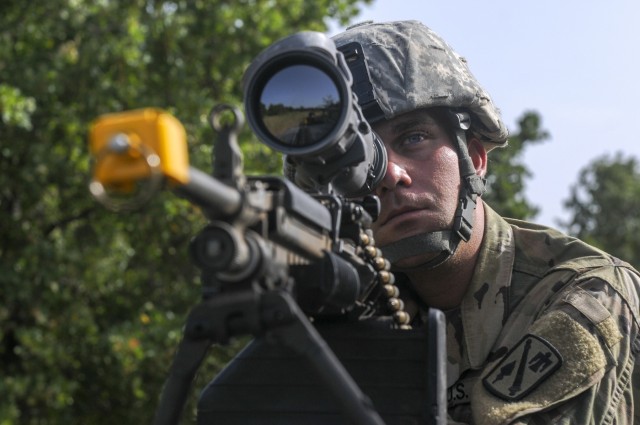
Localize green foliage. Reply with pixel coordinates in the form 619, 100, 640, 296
483, 111, 550, 220
561, 153, 640, 268
0, 1, 370, 423
0, 84, 37, 129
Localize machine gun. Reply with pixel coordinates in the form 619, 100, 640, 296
88, 31, 446, 425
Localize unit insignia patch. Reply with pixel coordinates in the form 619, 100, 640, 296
483, 334, 563, 401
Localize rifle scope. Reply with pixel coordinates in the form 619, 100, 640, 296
243, 32, 387, 198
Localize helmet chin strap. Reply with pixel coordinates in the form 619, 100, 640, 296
380, 111, 486, 270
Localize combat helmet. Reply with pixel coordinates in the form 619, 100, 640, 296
332, 20, 508, 148
333, 20, 508, 268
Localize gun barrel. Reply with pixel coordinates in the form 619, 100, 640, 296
179, 167, 243, 217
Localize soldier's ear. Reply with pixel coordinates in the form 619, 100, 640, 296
468, 137, 487, 178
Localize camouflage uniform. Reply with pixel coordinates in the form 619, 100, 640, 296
405, 203, 640, 424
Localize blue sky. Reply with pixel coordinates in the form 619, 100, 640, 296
329, 0, 640, 228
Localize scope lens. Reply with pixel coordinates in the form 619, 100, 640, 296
259, 65, 342, 148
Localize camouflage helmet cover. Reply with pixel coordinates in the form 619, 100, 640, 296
332, 20, 508, 146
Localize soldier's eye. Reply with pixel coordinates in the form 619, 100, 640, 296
406, 134, 423, 144
401, 132, 431, 146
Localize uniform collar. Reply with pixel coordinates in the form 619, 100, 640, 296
460, 203, 515, 369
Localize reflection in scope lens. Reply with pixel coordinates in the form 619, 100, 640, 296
259, 65, 341, 148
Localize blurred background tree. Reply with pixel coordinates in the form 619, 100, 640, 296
561, 153, 640, 268
483, 110, 550, 220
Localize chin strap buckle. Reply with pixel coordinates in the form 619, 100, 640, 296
454, 188, 478, 242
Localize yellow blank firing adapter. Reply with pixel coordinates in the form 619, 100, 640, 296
88, 108, 189, 211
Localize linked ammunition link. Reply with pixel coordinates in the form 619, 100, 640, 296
360, 229, 411, 329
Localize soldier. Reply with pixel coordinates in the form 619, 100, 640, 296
330, 20, 640, 424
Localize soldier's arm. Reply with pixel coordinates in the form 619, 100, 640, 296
471, 269, 640, 425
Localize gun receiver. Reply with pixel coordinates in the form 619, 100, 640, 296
88, 103, 414, 425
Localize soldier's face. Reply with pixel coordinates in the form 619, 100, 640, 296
371, 109, 462, 249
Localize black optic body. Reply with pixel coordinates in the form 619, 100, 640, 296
242, 31, 386, 197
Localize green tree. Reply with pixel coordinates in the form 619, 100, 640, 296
561, 153, 640, 267
0, 1, 370, 424
483, 111, 550, 219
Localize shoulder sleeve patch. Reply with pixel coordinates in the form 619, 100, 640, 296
482, 334, 562, 401
472, 310, 608, 425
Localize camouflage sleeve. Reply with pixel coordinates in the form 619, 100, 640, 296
470, 266, 640, 425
